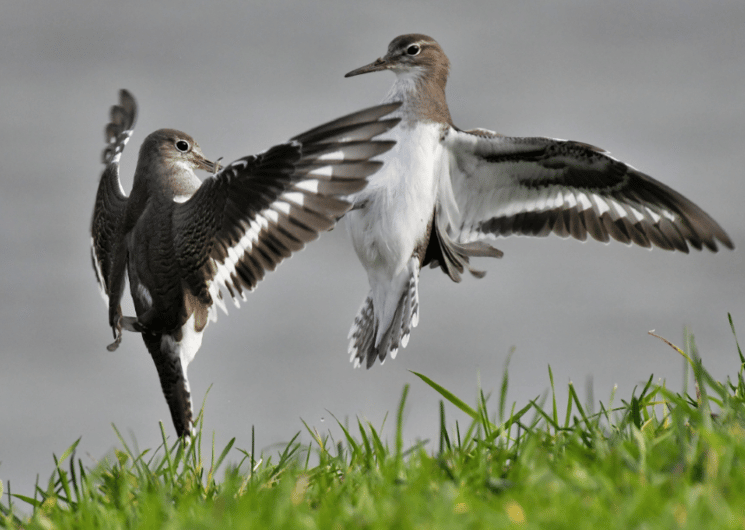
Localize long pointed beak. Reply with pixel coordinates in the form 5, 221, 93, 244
345, 57, 390, 78
195, 155, 221, 174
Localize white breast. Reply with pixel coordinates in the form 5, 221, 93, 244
346, 119, 444, 278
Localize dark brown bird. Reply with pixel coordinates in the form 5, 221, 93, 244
91, 89, 400, 436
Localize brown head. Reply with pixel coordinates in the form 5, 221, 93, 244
133, 129, 220, 196
345, 34, 452, 125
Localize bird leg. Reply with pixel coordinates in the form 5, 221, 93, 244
106, 316, 123, 352
106, 314, 149, 351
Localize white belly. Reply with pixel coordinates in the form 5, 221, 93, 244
346, 120, 444, 279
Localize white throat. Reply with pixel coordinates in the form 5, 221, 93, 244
383, 67, 425, 106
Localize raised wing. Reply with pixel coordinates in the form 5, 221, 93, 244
172, 103, 401, 317
444, 128, 733, 253
91, 89, 136, 303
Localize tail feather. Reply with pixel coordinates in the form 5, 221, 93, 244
348, 264, 420, 369
348, 295, 376, 369
377, 301, 403, 367
141, 333, 194, 437
400, 267, 419, 348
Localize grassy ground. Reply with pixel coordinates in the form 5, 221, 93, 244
3, 318, 745, 529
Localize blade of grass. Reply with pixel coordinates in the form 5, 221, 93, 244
411, 371, 479, 421
395, 384, 410, 465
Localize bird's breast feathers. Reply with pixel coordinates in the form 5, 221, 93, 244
347, 121, 444, 275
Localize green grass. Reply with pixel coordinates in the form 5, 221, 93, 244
3, 316, 745, 529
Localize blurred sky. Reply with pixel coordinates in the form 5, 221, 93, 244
1, 0, 744, 501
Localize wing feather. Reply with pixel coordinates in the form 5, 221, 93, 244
444, 129, 733, 253
91, 89, 137, 303
172, 103, 401, 316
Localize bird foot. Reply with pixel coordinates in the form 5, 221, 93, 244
106, 316, 147, 351
106, 333, 122, 352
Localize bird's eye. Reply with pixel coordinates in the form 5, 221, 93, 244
406, 44, 420, 56
175, 140, 190, 152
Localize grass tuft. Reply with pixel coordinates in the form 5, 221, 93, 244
3, 317, 745, 528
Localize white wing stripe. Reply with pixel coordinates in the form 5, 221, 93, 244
294, 179, 320, 193
610, 199, 628, 220
592, 195, 611, 216
272, 200, 292, 215
577, 192, 592, 211
470, 186, 650, 224
308, 166, 334, 178
90, 238, 109, 304
629, 205, 646, 223
318, 149, 345, 161
645, 207, 662, 224
264, 208, 279, 224
282, 191, 306, 207
563, 190, 577, 210
547, 192, 564, 210
235, 215, 269, 254
207, 185, 335, 309
207, 280, 227, 320
662, 209, 677, 222
532, 186, 552, 212
226, 244, 243, 269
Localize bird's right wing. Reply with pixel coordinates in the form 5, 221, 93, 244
172, 103, 401, 319
91, 89, 136, 345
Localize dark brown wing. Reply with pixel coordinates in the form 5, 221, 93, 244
91, 89, 136, 304
172, 103, 401, 317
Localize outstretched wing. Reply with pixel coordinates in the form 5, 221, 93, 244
444, 128, 733, 253
91, 89, 137, 303
173, 103, 401, 317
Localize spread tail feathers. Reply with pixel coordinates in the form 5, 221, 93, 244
348, 267, 420, 369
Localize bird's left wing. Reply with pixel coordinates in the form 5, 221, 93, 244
91, 91, 137, 349
444, 128, 733, 253
173, 103, 401, 317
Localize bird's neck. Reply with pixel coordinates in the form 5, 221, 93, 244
385, 67, 452, 127
132, 159, 201, 201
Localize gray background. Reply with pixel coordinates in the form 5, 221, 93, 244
2, 1, 743, 500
